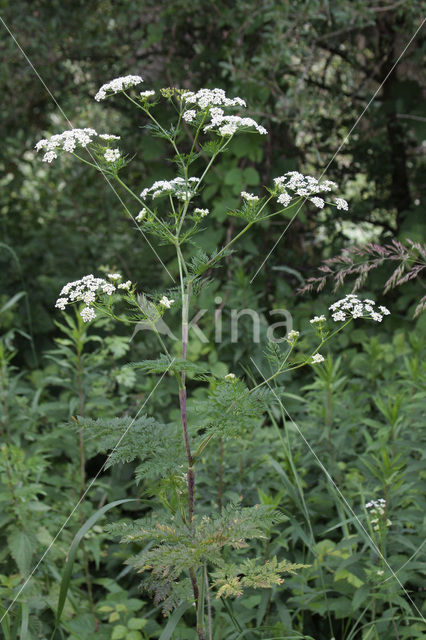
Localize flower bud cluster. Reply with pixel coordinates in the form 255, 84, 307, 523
329, 294, 390, 322
55, 273, 132, 322
140, 177, 200, 202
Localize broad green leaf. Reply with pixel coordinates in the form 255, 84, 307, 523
7, 530, 34, 575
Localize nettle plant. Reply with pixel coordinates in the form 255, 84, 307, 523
36, 76, 389, 638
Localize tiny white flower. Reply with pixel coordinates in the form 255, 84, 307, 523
277, 192, 292, 207
379, 305, 390, 315
219, 123, 238, 136
241, 191, 259, 201
370, 311, 383, 322
310, 315, 326, 324
80, 306, 96, 322
82, 291, 96, 304
310, 197, 325, 209
136, 208, 147, 221
108, 273, 121, 280
104, 148, 121, 162
352, 304, 364, 318
311, 353, 325, 363
287, 329, 299, 342
335, 197, 349, 211
55, 298, 68, 310
118, 280, 132, 290
224, 373, 236, 382
140, 90, 155, 99
159, 295, 174, 309
194, 207, 209, 217
332, 310, 346, 322
101, 283, 116, 295
366, 498, 386, 510
182, 110, 197, 122
98, 134, 121, 140
42, 151, 58, 163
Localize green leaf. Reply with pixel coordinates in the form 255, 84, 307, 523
111, 625, 128, 640
77, 415, 164, 468
224, 167, 243, 188
7, 530, 34, 575
244, 167, 260, 186
127, 618, 146, 630
125, 632, 142, 640
0, 291, 26, 315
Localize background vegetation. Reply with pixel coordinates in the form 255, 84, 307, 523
0, 1, 425, 638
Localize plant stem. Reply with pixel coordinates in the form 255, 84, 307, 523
176, 244, 204, 634
218, 437, 224, 514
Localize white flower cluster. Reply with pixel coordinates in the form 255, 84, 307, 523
194, 208, 209, 217
159, 296, 174, 309
140, 90, 155, 99
182, 110, 197, 122
104, 148, 121, 162
365, 499, 391, 531
181, 88, 246, 110
310, 315, 326, 324
55, 273, 132, 322
136, 208, 147, 221
311, 353, 325, 363
241, 191, 259, 202
94, 75, 144, 101
140, 177, 200, 201
366, 498, 386, 511
287, 329, 300, 343
273, 171, 348, 211
204, 107, 267, 137
35, 128, 120, 163
99, 134, 121, 141
224, 373, 237, 382
329, 294, 390, 322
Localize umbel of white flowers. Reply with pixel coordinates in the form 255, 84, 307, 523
35, 75, 350, 214
55, 274, 132, 322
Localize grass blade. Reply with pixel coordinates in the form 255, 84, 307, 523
158, 601, 192, 640
52, 498, 138, 637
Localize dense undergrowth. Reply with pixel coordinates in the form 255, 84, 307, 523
1, 291, 425, 639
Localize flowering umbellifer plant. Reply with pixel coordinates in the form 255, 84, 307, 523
37, 75, 388, 638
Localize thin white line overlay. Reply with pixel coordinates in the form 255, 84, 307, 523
250, 16, 426, 284
0, 16, 175, 282
250, 356, 425, 623
0, 362, 174, 623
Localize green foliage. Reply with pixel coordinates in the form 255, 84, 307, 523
211, 556, 306, 598
1, 2, 425, 638
192, 380, 271, 438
